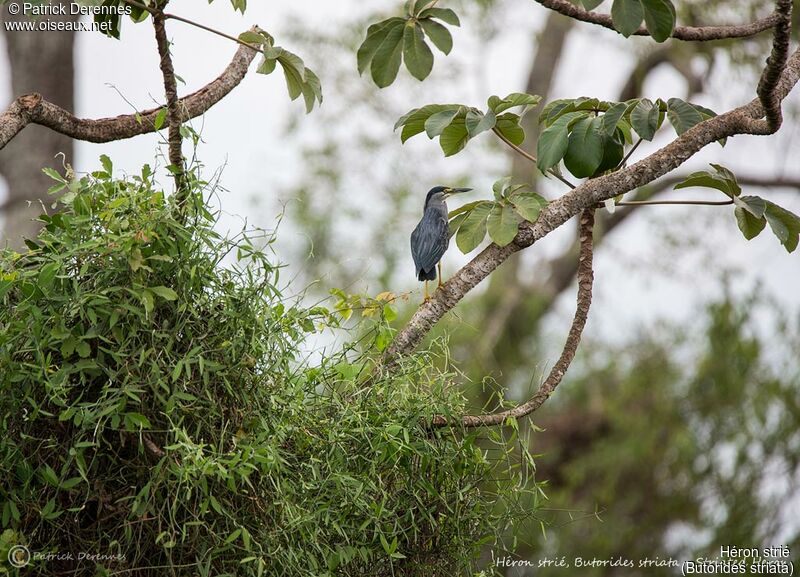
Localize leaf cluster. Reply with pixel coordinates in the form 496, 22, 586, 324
578, 0, 677, 42
239, 29, 323, 113
537, 96, 717, 178
674, 164, 800, 252
448, 178, 548, 253
357, 1, 461, 87
394, 93, 541, 156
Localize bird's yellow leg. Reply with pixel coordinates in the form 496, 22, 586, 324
423, 281, 430, 302
437, 262, 443, 289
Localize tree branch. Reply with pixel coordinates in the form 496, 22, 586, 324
532, 0, 780, 41
152, 6, 186, 199
430, 209, 595, 428
0, 37, 259, 151
383, 38, 800, 363
756, 0, 793, 131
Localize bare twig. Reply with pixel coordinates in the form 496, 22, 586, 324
120, 0, 263, 54
0, 39, 258, 150
430, 209, 595, 428
532, 0, 780, 41
152, 7, 187, 200
492, 127, 576, 189
615, 199, 733, 206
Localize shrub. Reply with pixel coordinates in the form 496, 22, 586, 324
0, 161, 534, 576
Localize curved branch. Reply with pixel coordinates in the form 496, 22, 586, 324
430, 209, 595, 428
532, 0, 780, 41
756, 0, 793, 131
0, 36, 259, 151
384, 40, 800, 363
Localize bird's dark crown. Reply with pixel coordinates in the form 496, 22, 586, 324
424, 186, 471, 208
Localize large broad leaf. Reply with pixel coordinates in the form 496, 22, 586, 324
495, 113, 526, 145
489, 93, 542, 115
594, 133, 625, 174
418, 7, 461, 26
733, 195, 766, 218
418, 18, 453, 54
509, 191, 548, 222
764, 202, 800, 252
456, 202, 492, 253
487, 203, 523, 247
357, 19, 403, 75
278, 51, 306, 100
425, 108, 462, 137
630, 98, 660, 141
537, 111, 587, 172
611, 0, 644, 37
601, 102, 627, 136
735, 207, 766, 240
403, 22, 434, 81
396, 104, 459, 142
439, 119, 470, 157
674, 164, 740, 198
465, 109, 496, 137
667, 98, 705, 135
641, 0, 676, 42
371, 23, 405, 88
564, 117, 605, 178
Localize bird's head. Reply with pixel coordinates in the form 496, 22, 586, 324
425, 186, 472, 208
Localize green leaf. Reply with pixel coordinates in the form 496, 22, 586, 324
564, 116, 605, 178
491, 93, 542, 115
667, 98, 705, 135
38, 262, 59, 291
641, 0, 676, 42
487, 204, 523, 247
594, 133, 625, 174
764, 201, 800, 251
735, 207, 767, 240
495, 113, 525, 146
582, 0, 605, 8
153, 108, 167, 131
465, 109, 496, 137
357, 19, 402, 75
456, 202, 492, 253
449, 200, 486, 219
100, 154, 113, 175
150, 286, 178, 301
126, 412, 152, 429
425, 108, 462, 137
371, 23, 405, 88
257, 55, 278, 75
492, 177, 513, 200
733, 195, 766, 218
439, 119, 470, 156
301, 68, 323, 113
611, 0, 644, 37
396, 104, 459, 142
419, 7, 460, 26
238, 31, 264, 45
509, 191, 547, 222
674, 164, 740, 197
413, 0, 437, 14
418, 18, 453, 54
448, 211, 469, 238
403, 22, 434, 81
278, 50, 306, 100
537, 111, 586, 172
630, 98, 659, 141
76, 341, 91, 359
601, 102, 627, 135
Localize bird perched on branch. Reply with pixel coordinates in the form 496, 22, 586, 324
411, 186, 472, 301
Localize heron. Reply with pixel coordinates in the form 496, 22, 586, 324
411, 186, 472, 301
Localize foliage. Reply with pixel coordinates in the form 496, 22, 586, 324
357, 0, 461, 87
675, 164, 800, 251
0, 162, 537, 575
448, 178, 548, 253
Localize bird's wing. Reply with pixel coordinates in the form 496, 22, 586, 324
410, 211, 450, 275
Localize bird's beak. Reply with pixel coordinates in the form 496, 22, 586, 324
445, 187, 472, 197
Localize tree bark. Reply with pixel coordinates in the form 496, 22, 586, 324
0, 0, 78, 248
